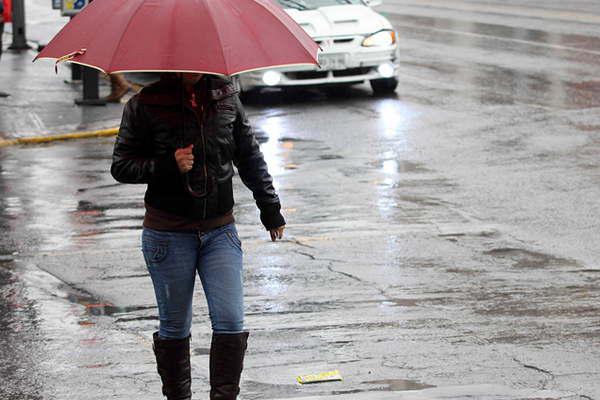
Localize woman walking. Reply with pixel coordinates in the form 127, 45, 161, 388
111, 72, 285, 399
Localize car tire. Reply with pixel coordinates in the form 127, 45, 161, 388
370, 77, 398, 95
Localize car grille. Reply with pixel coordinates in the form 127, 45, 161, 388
314, 35, 362, 50
284, 67, 373, 81
332, 67, 372, 77
285, 71, 329, 80
315, 37, 355, 46
333, 38, 354, 44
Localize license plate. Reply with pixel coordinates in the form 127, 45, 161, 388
318, 54, 346, 70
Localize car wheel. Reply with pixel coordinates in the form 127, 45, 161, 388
370, 77, 398, 95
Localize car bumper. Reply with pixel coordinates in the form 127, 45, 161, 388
240, 46, 399, 89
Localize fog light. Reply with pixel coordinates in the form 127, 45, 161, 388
262, 71, 282, 86
377, 63, 395, 78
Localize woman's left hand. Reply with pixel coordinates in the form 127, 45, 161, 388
269, 225, 285, 242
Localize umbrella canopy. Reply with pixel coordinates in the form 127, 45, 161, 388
35, 0, 319, 76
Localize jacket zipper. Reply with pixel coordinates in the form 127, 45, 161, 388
200, 104, 207, 219
184, 99, 209, 219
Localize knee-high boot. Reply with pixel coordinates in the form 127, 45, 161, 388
209, 332, 249, 400
153, 332, 192, 400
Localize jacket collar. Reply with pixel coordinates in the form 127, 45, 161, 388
138, 75, 240, 106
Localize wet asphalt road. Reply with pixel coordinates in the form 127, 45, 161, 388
2, 1, 600, 399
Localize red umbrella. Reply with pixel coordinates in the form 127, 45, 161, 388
35, 0, 319, 75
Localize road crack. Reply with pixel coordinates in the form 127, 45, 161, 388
283, 238, 316, 249
513, 357, 555, 389
291, 249, 403, 304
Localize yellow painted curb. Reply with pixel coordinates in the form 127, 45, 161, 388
0, 127, 119, 148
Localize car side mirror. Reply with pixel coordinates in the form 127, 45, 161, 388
364, 0, 383, 7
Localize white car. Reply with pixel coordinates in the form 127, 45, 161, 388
239, 0, 399, 95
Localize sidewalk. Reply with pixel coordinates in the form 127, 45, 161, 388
0, 0, 131, 140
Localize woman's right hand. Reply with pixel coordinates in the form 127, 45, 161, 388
175, 144, 194, 173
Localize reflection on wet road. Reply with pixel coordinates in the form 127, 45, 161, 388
2, 1, 600, 398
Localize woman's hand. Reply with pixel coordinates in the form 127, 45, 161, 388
175, 144, 194, 173
269, 225, 285, 242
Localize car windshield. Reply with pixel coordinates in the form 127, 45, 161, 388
276, 0, 364, 11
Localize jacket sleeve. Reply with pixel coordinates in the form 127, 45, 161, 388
110, 98, 180, 184
232, 96, 286, 230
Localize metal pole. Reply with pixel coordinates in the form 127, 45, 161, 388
75, 66, 106, 106
8, 0, 30, 50
69, 17, 81, 81
71, 63, 82, 81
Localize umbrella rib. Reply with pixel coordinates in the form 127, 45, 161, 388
107, 0, 149, 73
203, 1, 229, 75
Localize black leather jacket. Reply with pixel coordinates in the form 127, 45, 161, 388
110, 75, 285, 230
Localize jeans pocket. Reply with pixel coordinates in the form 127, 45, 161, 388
225, 229, 242, 252
142, 239, 169, 265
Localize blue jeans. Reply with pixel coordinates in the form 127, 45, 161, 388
142, 223, 244, 339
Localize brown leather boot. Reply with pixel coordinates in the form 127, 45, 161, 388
152, 332, 192, 400
105, 73, 131, 103
209, 332, 249, 400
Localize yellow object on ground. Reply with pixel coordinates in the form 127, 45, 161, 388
296, 370, 343, 384
0, 127, 119, 148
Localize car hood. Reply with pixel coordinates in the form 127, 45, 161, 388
285, 5, 392, 38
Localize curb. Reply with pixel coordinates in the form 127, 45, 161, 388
0, 127, 119, 148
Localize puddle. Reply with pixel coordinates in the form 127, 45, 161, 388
84, 303, 155, 316
56, 282, 154, 316
80, 362, 112, 369
484, 248, 579, 268
355, 298, 420, 307
398, 195, 442, 207
76, 183, 126, 193
243, 380, 302, 399
115, 315, 159, 323
74, 200, 142, 212
445, 267, 482, 276
242, 377, 436, 399
193, 347, 210, 356
319, 154, 344, 160
363, 379, 435, 391
0, 254, 15, 264
370, 159, 431, 173
278, 137, 320, 143
100, 273, 148, 281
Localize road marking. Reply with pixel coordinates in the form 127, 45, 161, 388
0, 127, 118, 147
379, 0, 600, 24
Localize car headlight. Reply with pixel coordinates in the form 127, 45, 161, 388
262, 70, 282, 86
362, 30, 396, 47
